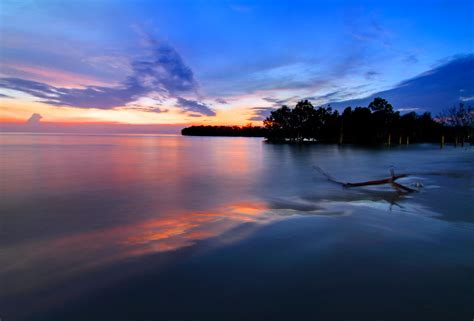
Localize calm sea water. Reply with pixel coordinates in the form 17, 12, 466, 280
1, 133, 473, 321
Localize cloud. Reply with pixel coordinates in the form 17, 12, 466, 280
0, 39, 215, 116
0, 77, 147, 109
124, 104, 169, 113
0, 93, 12, 98
365, 71, 379, 80
396, 108, 420, 112
215, 98, 228, 104
307, 86, 372, 104
404, 53, 419, 64
262, 97, 279, 103
202, 53, 367, 96
262, 96, 297, 106
309, 91, 341, 101
148, 107, 169, 113
331, 54, 474, 113
247, 107, 275, 121
26, 113, 42, 125
200, 17, 392, 97
198, 16, 391, 98
131, 42, 197, 94
268, 55, 472, 112
350, 17, 391, 46
175, 97, 216, 116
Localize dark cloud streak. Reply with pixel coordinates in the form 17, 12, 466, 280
331, 54, 474, 113
176, 97, 215, 116
247, 107, 275, 121
215, 98, 228, 104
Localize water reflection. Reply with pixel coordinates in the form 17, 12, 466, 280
1, 201, 271, 295
1, 134, 473, 321
124, 202, 271, 250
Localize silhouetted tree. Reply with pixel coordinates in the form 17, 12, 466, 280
292, 100, 317, 142
368, 97, 393, 113
439, 103, 473, 145
263, 105, 293, 141
262, 97, 449, 144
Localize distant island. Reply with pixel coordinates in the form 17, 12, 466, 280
182, 97, 473, 146
181, 125, 266, 137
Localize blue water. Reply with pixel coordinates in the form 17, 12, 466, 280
1, 134, 473, 320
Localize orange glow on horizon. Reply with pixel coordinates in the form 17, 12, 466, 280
0, 89, 281, 128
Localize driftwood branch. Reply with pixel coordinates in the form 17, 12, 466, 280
313, 166, 418, 193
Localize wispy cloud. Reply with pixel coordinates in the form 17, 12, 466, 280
215, 98, 228, 104
0, 38, 216, 117
247, 107, 275, 121
404, 53, 419, 64
365, 71, 379, 80
123, 104, 169, 114
131, 42, 197, 95
308, 91, 341, 101
175, 97, 215, 116
0, 77, 146, 109
262, 97, 295, 105
350, 17, 391, 46
307, 85, 372, 104
187, 113, 204, 118
396, 108, 420, 112
331, 54, 474, 113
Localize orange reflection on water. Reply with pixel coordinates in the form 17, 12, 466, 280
124, 201, 269, 251
0, 201, 276, 295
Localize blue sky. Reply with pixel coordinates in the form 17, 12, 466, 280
0, 0, 473, 127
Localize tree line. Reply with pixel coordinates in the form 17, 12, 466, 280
181, 97, 473, 145
181, 125, 266, 137
263, 98, 473, 145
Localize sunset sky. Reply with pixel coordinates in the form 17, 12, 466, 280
1, 0, 473, 132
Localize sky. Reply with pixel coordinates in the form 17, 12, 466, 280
0, 0, 473, 132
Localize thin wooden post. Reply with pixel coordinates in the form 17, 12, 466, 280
406, 136, 410, 145
387, 133, 391, 146
339, 123, 343, 145
440, 135, 445, 148
399, 136, 402, 145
